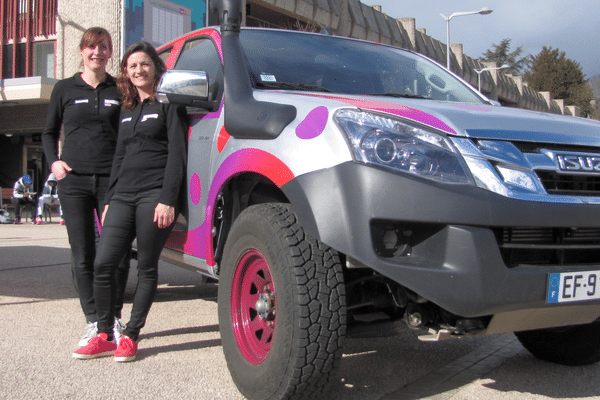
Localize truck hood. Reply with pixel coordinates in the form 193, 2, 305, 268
290, 92, 600, 147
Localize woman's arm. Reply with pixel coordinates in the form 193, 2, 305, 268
153, 104, 187, 228
157, 104, 188, 208
42, 81, 70, 178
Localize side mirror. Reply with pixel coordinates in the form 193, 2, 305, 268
157, 70, 216, 110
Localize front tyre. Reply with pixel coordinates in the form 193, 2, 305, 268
218, 203, 346, 400
515, 320, 600, 366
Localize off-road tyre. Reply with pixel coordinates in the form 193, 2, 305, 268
515, 320, 600, 366
218, 203, 346, 400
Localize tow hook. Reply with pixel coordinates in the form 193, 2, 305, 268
418, 329, 452, 342
404, 303, 453, 341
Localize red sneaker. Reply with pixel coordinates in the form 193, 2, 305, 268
35, 219, 43, 225
114, 335, 138, 362
59, 219, 65, 225
72, 333, 116, 359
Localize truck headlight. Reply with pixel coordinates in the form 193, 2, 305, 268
335, 109, 473, 185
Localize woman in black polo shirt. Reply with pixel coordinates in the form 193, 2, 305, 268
41, 27, 129, 348
73, 41, 187, 362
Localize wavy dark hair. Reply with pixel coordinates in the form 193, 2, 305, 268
117, 41, 166, 110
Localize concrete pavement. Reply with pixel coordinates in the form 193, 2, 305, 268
2, 216, 600, 399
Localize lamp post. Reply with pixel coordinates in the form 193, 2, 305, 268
440, 7, 493, 70
475, 64, 509, 92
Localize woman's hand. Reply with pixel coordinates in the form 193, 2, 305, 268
154, 203, 175, 229
101, 204, 109, 226
51, 160, 72, 180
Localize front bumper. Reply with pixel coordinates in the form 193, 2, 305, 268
282, 161, 600, 318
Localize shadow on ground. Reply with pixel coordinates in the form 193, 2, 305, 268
327, 331, 600, 400
481, 351, 600, 399
0, 245, 74, 300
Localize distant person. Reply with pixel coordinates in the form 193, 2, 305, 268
41, 27, 130, 348
11, 174, 36, 224
34, 173, 64, 225
73, 41, 187, 362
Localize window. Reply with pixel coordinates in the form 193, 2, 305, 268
3, 45, 13, 79
33, 41, 54, 78
18, 43, 26, 77
3, 41, 54, 79
19, 0, 32, 14
238, 30, 484, 103
158, 47, 172, 65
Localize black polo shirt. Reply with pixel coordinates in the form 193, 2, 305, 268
106, 99, 188, 207
42, 73, 121, 175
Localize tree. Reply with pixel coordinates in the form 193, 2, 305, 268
588, 75, 600, 119
591, 75, 600, 101
572, 82, 599, 119
524, 47, 595, 118
480, 38, 526, 76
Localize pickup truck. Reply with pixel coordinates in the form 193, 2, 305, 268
155, 0, 600, 398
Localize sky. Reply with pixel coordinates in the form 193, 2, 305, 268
362, 0, 600, 79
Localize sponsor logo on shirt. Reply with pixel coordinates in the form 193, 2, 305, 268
141, 113, 159, 122
74, 99, 89, 104
121, 117, 132, 123
104, 99, 120, 107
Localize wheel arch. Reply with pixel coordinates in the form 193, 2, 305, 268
213, 172, 292, 265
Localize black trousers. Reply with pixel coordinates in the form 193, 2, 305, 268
11, 196, 36, 219
94, 189, 175, 341
58, 173, 130, 323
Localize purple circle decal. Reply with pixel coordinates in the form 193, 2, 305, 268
296, 106, 328, 139
190, 173, 201, 205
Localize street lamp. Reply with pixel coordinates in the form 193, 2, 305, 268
440, 7, 493, 70
475, 64, 509, 92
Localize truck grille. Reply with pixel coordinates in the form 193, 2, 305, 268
536, 171, 600, 196
494, 227, 600, 268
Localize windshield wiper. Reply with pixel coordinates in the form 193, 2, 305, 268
371, 93, 429, 99
255, 81, 332, 92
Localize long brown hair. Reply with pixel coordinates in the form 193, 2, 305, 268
117, 41, 166, 110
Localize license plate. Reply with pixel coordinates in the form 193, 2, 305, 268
547, 271, 600, 303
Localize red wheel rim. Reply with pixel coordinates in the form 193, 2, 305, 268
231, 249, 276, 364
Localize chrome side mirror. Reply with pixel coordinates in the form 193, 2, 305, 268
157, 70, 209, 104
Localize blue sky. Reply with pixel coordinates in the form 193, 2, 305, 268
363, 0, 600, 79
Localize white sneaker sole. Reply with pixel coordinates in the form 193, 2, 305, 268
114, 355, 136, 362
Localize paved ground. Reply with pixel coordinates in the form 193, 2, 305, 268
2, 214, 600, 399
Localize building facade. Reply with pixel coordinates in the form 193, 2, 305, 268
0, 0, 587, 192
0, 0, 123, 191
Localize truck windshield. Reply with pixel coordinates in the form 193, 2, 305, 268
239, 29, 485, 104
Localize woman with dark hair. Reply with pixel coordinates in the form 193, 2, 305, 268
42, 27, 130, 347
73, 42, 188, 362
